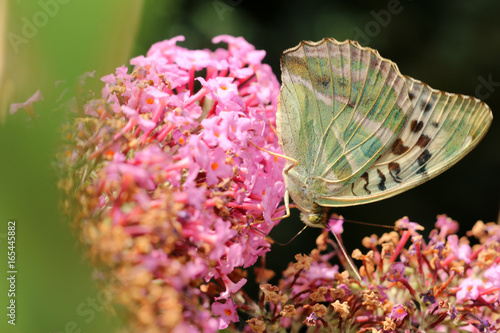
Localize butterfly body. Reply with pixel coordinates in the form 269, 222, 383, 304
277, 38, 492, 228
280, 167, 329, 226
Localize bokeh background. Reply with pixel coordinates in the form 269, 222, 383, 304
0, 0, 498, 332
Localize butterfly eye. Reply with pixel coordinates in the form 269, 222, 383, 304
308, 214, 324, 226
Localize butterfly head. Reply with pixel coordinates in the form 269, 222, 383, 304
300, 203, 328, 229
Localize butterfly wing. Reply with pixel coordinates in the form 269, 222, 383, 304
319, 76, 493, 206
278, 38, 412, 198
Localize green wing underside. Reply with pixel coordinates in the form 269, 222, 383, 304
326, 76, 492, 206
279, 39, 411, 195
278, 38, 493, 207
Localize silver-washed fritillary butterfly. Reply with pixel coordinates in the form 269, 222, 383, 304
276, 38, 493, 228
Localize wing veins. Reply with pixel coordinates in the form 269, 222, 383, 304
398, 95, 466, 179
312, 43, 337, 168
321, 67, 401, 181
373, 86, 432, 167
340, 54, 378, 152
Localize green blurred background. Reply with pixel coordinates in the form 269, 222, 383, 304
0, 0, 499, 332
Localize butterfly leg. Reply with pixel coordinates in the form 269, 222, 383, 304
248, 141, 297, 221
248, 141, 299, 173
271, 189, 291, 221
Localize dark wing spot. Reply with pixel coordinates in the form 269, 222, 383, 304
388, 162, 402, 183
361, 172, 371, 194
416, 134, 431, 148
321, 75, 331, 87
420, 101, 427, 111
369, 58, 382, 70
420, 101, 433, 113
418, 149, 432, 165
410, 120, 423, 133
392, 138, 409, 155
416, 149, 432, 174
376, 168, 386, 191
432, 121, 439, 127
409, 92, 415, 100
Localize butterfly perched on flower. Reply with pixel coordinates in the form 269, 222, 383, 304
276, 38, 492, 228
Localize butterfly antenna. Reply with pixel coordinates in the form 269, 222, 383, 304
328, 227, 364, 286
341, 218, 407, 232
250, 225, 307, 246
275, 224, 309, 246
248, 223, 308, 246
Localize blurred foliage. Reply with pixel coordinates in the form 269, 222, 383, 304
0, 1, 142, 332
0, 0, 498, 331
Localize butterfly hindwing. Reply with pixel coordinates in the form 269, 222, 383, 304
322, 76, 492, 206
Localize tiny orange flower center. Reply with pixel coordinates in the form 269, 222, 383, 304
211, 162, 219, 171
224, 309, 232, 316
146, 97, 154, 104
179, 137, 185, 145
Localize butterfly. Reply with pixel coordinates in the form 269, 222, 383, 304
276, 38, 493, 228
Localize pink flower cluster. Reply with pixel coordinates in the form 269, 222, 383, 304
249, 215, 500, 332
59, 35, 283, 332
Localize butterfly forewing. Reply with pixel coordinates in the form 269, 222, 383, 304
278, 39, 412, 199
